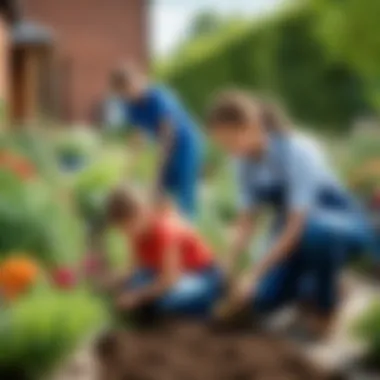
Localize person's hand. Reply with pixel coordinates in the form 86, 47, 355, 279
150, 183, 166, 211
214, 272, 256, 322
96, 273, 120, 293
220, 250, 240, 290
115, 292, 141, 311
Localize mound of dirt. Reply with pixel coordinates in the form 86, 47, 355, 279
95, 322, 341, 380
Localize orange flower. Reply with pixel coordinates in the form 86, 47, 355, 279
0, 256, 40, 301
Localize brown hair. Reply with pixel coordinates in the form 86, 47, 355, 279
106, 185, 140, 225
110, 62, 139, 90
207, 90, 290, 134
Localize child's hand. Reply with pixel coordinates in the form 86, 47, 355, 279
115, 292, 141, 311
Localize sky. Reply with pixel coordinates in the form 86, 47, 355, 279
150, 0, 287, 57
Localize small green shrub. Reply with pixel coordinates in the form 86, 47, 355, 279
0, 131, 60, 184
0, 163, 84, 266
73, 150, 127, 224
0, 290, 106, 380
354, 301, 380, 364
53, 128, 100, 171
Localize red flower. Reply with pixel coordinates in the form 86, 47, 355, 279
51, 267, 77, 290
83, 253, 105, 278
0, 150, 36, 181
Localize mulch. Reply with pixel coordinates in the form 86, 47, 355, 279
95, 321, 345, 380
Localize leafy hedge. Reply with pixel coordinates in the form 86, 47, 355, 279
160, 2, 370, 131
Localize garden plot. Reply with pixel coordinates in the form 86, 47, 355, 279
52, 271, 380, 380
93, 323, 334, 380
54, 323, 336, 380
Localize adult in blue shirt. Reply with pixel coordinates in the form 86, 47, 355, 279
110, 64, 204, 219
206, 90, 377, 338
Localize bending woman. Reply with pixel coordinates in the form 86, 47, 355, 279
206, 91, 376, 337
110, 64, 204, 219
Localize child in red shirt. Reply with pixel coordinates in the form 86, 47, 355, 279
104, 186, 222, 321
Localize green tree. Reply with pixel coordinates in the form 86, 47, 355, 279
188, 11, 223, 39
159, 2, 370, 131
313, 0, 380, 109
313, 0, 380, 78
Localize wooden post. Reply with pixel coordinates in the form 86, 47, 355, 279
23, 47, 39, 124
0, 15, 10, 129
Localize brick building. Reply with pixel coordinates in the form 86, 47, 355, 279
0, 1, 16, 122
1, 0, 149, 124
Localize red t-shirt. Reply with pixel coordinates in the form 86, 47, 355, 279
131, 215, 213, 272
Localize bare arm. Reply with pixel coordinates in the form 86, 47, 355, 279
249, 211, 306, 282
99, 250, 137, 294
215, 211, 307, 319
224, 210, 256, 282
118, 236, 181, 307
152, 120, 175, 204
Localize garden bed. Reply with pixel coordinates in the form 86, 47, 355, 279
95, 322, 338, 380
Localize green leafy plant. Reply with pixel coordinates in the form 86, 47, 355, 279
343, 133, 380, 197
54, 128, 99, 171
1, 131, 60, 184
0, 290, 106, 380
354, 301, 380, 365
73, 150, 127, 224
0, 162, 84, 266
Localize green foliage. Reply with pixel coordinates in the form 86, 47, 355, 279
0, 131, 61, 184
160, 2, 370, 131
187, 11, 225, 40
0, 291, 106, 380
341, 132, 380, 196
73, 149, 127, 223
0, 135, 84, 266
313, 0, 380, 79
354, 301, 380, 363
347, 134, 380, 167
312, 0, 380, 110
0, 99, 6, 126
53, 128, 100, 171
0, 177, 84, 266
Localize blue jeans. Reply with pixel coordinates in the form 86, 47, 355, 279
253, 212, 375, 315
161, 139, 203, 220
126, 266, 222, 318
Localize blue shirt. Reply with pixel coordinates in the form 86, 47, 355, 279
235, 132, 343, 214
125, 86, 202, 154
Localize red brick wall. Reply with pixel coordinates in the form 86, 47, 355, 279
24, 0, 149, 122
0, 15, 10, 112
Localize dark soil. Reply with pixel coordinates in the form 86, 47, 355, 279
95, 321, 344, 380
